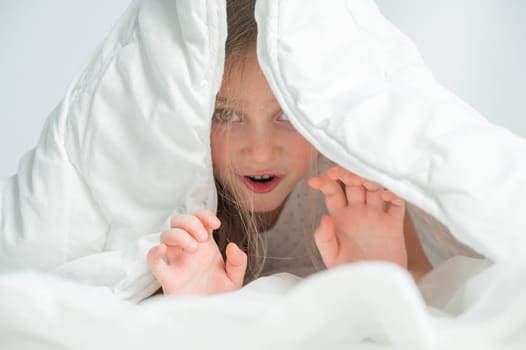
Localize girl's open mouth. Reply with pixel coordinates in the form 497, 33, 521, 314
243, 175, 282, 194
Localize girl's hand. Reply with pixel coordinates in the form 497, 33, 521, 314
309, 166, 407, 268
147, 210, 247, 296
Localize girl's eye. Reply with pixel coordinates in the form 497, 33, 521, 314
213, 109, 241, 122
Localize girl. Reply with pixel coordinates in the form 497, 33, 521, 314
147, 0, 432, 295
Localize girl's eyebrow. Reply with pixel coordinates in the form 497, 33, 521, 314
215, 96, 245, 111
215, 96, 282, 116
215, 96, 238, 104
216, 96, 249, 107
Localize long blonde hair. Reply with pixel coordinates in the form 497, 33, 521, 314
212, 0, 323, 282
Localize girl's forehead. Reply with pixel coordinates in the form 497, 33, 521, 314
217, 55, 278, 110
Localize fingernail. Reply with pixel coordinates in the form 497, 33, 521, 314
212, 216, 221, 227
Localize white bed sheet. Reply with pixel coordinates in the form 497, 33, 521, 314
1, 257, 525, 350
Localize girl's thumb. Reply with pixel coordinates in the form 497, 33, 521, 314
225, 242, 248, 287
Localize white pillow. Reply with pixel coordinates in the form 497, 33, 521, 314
0, 0, 225, 301
255, 0, 526, 262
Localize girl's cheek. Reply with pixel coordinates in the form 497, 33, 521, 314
211, 136, 227, 167
279, 120, 297, 132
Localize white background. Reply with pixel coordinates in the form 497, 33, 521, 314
1, 0, 525, 179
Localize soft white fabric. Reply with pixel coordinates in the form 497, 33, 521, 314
1, 0, 526, 347
0, 2, 526, 347
1, 259, 526, 350
0, 0, 225, 301
408, 204, 481, 266
256, 0, 526, 262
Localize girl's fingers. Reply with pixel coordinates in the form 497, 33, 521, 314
192, 209, 222, 231
363, 180, 383, 192
363, 181, 384, 210
225, 243, 248, 288
160, 228, 198, 253
170, 213, 212, 242
314, 216, 339, 268
327, 166, 365, 206
381, 191, 405, 219
308, 175, 347, 214
147, 244, 170, 281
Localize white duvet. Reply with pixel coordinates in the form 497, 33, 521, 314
1, 0, 526, 349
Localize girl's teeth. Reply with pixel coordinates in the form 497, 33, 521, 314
248, 175, 275, 182
252, 175, 271, 180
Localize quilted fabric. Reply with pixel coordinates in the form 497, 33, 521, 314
1, 0, 525, 302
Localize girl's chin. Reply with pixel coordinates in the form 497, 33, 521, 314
253, 207, 279, 215
236, 194, 285, 213
248, 202, 281, 213
250, 196, 288, 214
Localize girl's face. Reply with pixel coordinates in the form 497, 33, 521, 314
211, 50, 316, 213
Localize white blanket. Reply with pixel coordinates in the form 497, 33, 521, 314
1, 257, 525, 349
0, 0, 225, 301
1, 0, 526, 348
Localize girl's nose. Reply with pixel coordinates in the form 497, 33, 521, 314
241, 125, 279, 163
